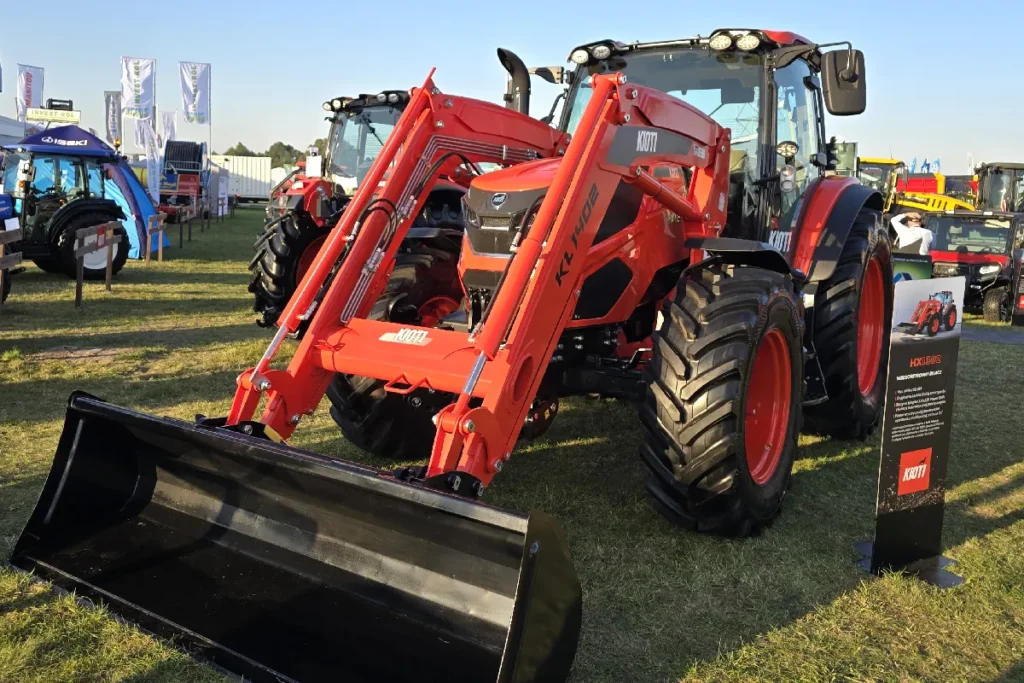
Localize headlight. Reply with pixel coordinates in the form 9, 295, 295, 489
735, 33, 761, 51
331, 98, 343, 111
387, 93, 399, 104
708, 33, 733, 51
590, 44, 612, 60
462, 197, 480, 228
376, 93, 387, 102
979, 264, 1001, 275
323, 102, 333, 112
570, 48, 590, 65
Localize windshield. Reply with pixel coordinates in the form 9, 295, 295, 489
857, 162, 898, 192
927, 216, 1011, 254
327, 105, 402, 185
563, 48, 762, 166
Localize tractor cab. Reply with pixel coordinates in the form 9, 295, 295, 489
932, 290, 954, 307
975, 162, 1024, 212
925, 210, 1024, 316
0, 125, 127, 276
322, 92, 408, 194
2, 146, 110, 244
469, 30, 866, 251
856, 157, 904, 211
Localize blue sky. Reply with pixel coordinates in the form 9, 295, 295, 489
1, 1, 1019, 172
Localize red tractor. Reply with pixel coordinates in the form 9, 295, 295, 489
248, 91, 466, 327
896, 290, 957, 336
17, 30, 891, 683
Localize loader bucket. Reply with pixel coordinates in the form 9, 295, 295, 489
11, 392, 582, 683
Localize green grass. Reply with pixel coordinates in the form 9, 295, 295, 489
2, 211, 1024, 682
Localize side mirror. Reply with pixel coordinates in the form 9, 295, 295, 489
529, 66, 566, 85
822, 49, 866, 116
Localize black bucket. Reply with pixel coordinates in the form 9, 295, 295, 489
11, 392, 582, 683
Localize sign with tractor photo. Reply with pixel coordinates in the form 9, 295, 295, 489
858, 275, 966, 587
893, 289, 960, 340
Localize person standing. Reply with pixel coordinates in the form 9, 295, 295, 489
890, 212, 933, 254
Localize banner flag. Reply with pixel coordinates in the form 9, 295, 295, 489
121, 57, 155, 119
179, 62, 210, 124
16, 64, 44, 123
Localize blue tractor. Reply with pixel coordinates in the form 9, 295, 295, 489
1, 126, 129, 279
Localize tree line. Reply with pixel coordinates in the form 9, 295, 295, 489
216, 139, 327, 168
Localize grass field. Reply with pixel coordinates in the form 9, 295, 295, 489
1, 210, 1023, 682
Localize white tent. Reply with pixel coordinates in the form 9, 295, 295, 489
0, 115, 25, 147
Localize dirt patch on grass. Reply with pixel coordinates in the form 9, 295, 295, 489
28, 347, 131, 364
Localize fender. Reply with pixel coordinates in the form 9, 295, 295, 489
789, 177, 883, 283
685, 237, 804, 282
45, 198, 125, 247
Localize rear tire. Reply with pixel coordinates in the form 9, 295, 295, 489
804, 210, 893, 440
248, 209, 334, 328
57, 214, 130, 280
984, 287, 1007, 322
325, 249, 461, 460
943, 304, 957, 331
639, 263, 804, 536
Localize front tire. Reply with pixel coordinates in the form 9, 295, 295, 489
984, 287, 1007, 323
248, 209, 334, 328
804, 209, 893, 440
325, 249, 461, 460
639, 263, 804, 536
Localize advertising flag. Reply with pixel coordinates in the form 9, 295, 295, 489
16, 64, 44, 123
162, 110, 177, 144
104, 90, 122, 144
179, 62, 211, 124
141, 119, 162, 202
121, 57, 156, 119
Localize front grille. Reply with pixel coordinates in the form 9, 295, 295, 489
480, 215, 512, 231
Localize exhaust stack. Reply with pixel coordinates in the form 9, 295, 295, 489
497, 48, 531, 116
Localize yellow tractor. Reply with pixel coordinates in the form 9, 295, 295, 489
856, 157, 974, 215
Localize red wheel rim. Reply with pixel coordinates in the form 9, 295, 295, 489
418, 296, 460, 328
857, 256, 885, 397
947, 310, 956, 328
931, 317, 940, 334
296, 234, 328, 284
744, 328, 792, 485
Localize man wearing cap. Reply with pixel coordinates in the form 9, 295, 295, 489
890, 212, 933, 255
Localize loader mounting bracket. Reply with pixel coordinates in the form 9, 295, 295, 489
195, 415, 282, 442
392, 466, 485, 498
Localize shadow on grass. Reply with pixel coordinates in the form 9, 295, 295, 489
2, 323, 264, 356
0, 370, 243, 427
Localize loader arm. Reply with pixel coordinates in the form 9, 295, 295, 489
229, 72, 730, 493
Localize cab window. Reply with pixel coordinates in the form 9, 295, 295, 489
774, 59, 821, 218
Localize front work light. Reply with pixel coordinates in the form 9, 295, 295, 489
708, 33, 733, 51
590, 44, 612, 60
735, 33, 761, 51
570, 49, 590, 65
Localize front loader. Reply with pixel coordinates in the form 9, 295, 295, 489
13, 29, 890, 683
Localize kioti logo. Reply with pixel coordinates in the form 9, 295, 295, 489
898, 448, 932, 496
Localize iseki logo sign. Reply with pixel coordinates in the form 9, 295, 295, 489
898, 448, 932, 496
